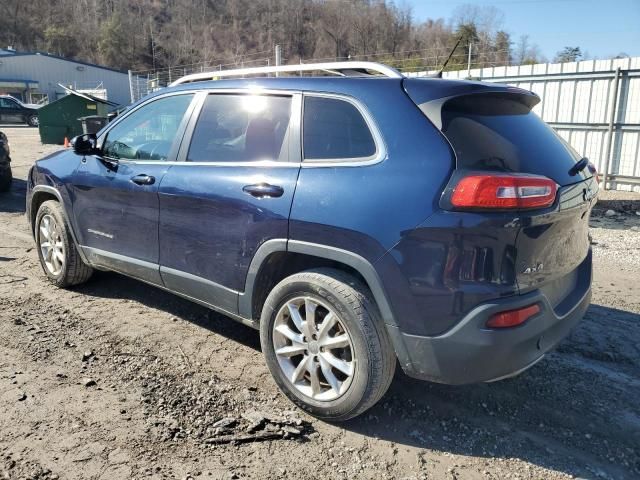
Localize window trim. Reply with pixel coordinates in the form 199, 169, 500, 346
103, 88, 386, 168
301, 92, 386, 166
177, 90, 302, 165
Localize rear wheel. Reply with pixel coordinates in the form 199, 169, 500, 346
260, 268, 395, 421
27, 115, 39, 127
35, 200, 93, 287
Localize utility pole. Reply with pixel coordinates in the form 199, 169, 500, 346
467, 42, 473, 77
128, 70, 135, 103
275, 44, 282, 77
602, 66, 622, 190
149, 22, 157, 71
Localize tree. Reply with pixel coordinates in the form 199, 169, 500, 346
554, 46, 582, 63
318, 0, 353, 59
0, 0, 559, 74
515, 35, 545, 65
454, 23, 479, 69
493, 30, 512, 66
97, 13, 130, 70
44, 26, 79, 57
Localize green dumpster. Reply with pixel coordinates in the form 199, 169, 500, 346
38, 91, 111, 145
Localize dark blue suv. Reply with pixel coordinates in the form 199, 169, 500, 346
26, 62, 597, 421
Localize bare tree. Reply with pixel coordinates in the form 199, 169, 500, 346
515, 34, 545, 65
0, 0, 551, 73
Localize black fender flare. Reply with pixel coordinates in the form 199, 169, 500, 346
239, 239, 399, 326
29, 184, 89, 264
239, 239, 412, 365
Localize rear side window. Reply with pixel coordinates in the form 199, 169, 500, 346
303, 96, 376, 161
188, 94, 292, 163
440, 94, 584, 185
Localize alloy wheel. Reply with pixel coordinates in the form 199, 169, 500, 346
273, 296, 355, 401
39, 214, 65, 276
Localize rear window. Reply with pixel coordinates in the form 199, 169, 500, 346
303, 96, 376, 161
440, 94, 586, 185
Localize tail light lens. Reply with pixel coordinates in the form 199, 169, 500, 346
486, 304, 540, 329
451, 175, 557, 210
588, 162, 600, 183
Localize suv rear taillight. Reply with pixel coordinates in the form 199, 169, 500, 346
588, 162, 600, 183
450, 174, 557, 210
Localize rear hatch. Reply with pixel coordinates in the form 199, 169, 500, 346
404, 78, 597, 307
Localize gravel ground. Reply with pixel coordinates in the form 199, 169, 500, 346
0, 126, 639, 480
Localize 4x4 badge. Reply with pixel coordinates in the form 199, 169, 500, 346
522, 263, 544, 274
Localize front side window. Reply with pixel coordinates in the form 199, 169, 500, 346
187, 94, 292, 163
303, 96, 376, 161
0, 98, 17, 109
103, 94, 194, 161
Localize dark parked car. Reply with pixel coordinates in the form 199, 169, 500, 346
25, 62, 598, 421
0, 131, 11, 192
0, 95, 40, 127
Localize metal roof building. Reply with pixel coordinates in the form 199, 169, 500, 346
0, 49, 131, 106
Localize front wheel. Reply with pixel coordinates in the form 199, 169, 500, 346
260, 268, 396, 421
27, 115, 39, 127
35, 200, 93, 287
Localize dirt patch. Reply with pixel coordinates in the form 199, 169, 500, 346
1, 127, 639, 479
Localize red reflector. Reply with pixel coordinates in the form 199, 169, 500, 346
486, 304, 540, 329
451, 175, 557, 209
588, 162, 600, 183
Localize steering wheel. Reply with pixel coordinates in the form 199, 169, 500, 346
135, 140, 172, 160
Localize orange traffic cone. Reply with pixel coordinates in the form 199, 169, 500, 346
63, 137, 70, 148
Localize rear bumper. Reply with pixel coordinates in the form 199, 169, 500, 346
387, 278, 591, 385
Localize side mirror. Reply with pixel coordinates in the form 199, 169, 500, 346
71, 133, 98, 155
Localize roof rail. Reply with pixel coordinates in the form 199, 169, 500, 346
169, 61, 404, 86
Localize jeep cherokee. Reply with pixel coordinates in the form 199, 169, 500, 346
26, 62, 597, 421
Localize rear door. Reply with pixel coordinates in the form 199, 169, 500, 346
71, 92, 196, 284
406, 84, 597, 304
157, 91, 301, 314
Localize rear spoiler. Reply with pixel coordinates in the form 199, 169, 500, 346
403, 78, 539, 130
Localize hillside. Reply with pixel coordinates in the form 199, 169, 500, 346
0, 0, 543, 73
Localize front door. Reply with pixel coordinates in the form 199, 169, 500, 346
158, 92, 301, 314
0, 97, 23, 123
71, 93, 196, 284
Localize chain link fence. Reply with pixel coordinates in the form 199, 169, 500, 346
127, 45, 512, 103
129, 57, 273, 102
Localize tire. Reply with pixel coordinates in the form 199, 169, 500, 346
27, 115, 39, 127
260, 268, 396, 421
35, 200, 93, 287
0, 165, 11, 192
